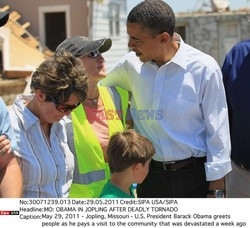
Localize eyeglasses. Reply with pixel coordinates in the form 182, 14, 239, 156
88, 50, 101, 58
46, 95, 80, 113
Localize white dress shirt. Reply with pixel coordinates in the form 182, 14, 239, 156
9, 94, 74, 197
102, 35, 231, 181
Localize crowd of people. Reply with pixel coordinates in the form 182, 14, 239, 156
0, 0, 248, 198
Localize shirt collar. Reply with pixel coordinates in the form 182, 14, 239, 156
13, 94, 40, 131
170, 33, 188, 70
147, 33, 188, 70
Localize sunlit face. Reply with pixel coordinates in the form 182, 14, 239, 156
40, 92, 80, 123
127, 22, 163, 64
79, 52, 106, 82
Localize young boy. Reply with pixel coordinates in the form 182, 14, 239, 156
99, 129, 155, 198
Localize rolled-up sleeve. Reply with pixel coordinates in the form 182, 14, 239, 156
201, 69, 232, 181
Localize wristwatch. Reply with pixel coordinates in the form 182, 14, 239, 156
207, 189, 224, 198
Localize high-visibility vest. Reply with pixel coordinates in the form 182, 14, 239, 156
69, 86, 128, 198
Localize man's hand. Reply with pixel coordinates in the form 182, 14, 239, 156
0, 135, 11, 157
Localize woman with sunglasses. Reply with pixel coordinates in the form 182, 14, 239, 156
9, 52, 88, 198
56, 36, 130, 198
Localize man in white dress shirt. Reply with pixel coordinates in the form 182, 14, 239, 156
102, 0, 231, 198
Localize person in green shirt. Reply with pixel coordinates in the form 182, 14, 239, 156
99, 129, 155, 198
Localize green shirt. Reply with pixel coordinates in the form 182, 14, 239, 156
99, 181, 135, 198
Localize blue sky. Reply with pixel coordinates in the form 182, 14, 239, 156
127, 0, 250, 13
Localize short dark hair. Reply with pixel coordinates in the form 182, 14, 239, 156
31, 52, 88, 103
107, 130, 155, 173
127, 0, 175, 36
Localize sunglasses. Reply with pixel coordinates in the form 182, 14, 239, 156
46, 95, 80, 113
88, 50, 101, 58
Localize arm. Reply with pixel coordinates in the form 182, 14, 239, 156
0, 98, 23, 197
201, 68, 232, 187
0, 135, 23, 198
0, 152, 22, 197
101, 53, 132, 91
102, 63, 129, 89
209, 177, 225, 190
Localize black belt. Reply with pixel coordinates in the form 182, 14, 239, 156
151, 156, 206, 171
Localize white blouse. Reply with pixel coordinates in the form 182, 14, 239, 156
9, 94, 74, 198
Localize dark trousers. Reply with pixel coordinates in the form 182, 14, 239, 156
137, 157, 209, 198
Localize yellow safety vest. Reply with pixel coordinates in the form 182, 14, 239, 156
69, 86, 128, 198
